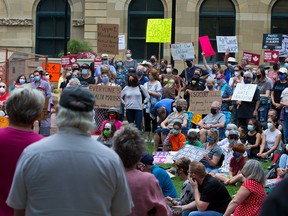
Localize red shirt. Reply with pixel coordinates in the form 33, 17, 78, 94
234, 179, 266, 216
230, 156, 246, 176
0, 127, 43, 216
0, 93, 9, 102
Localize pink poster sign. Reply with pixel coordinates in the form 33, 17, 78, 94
199, 36, 215, 57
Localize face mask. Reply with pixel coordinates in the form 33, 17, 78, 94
34, 76, 40, 82
235, 72, 240, 77
267, 123, 274, 129
279, 74, 286, 81
71, 75, 77, 78
216, 79, 222, 85
82, 69, 88, 75
206, 135, 214, 143
150, 58, 156, 63
29, 77, 34, 82
186, 62, 192, 68
160, 64, 166, 69
244, 78, 251, 84
256, 74, 261, 80
228, 139, 237, 146
19, 79, 25, 84
126, 54, 132, 58
176, 106, 182, 112
166, 68, 172, 73
173, 107, 176, 112
247, 125, 254, 131
225, 130, 230, 137
136, 71, 143, 76
211, 108, 217, 115
191, 80, 197, 85
103, 129, 111, 137
103, 60, 108, 65
172, 129, 179, 135
0, 88, 5, 93
207, 85, 214, 90
101, 77, 109, 83
109, 113, 116, 120
149, 75, 154, 80
116, 62, 123, 67
233, 153, 241, 159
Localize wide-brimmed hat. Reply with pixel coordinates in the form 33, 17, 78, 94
107, 107, 121, 114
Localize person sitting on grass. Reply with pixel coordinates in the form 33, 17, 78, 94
163, 121, 186, 152
214, 143, 246, 185
184, 130, 202, 147
96, 122, 116, 148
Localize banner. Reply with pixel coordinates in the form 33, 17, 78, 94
264, 50, 279, 63
172, 145, 209, 162
89, 84, 122, 109
61, 55, 77, 68
262, 34, 282, 49
189, 91, 221, 114
231, 84, 257, 102
171, 43, 194, 60
42, 62, 61, 82
97, 24, 119, 54
216, 36, 238, 53
199, 36, 215, 57
242, 52, 261, 65
146, 19, 172, 43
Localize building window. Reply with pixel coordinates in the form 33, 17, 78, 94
36, 0, 71, 58
271, 0, 288, 34
199, 0, 236, 63
128, 0, 164, 61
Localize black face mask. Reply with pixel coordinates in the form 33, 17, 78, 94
176, 106, 183, 112
207, 85, 214, 90
150, 58, 156, 63
256, 74, 262, 80
186, 62, 192, 68
211, 108, 217, 115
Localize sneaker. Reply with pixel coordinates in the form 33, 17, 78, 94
144, 139, 150, 143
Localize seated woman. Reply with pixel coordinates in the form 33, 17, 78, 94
245, 118, 262, 159
185, 130, 202, 147
200, 128, 223, 172
276, 145, 288, 178
257, 116, 282, 163
96, 122, 116, 148
99, 107, 122, 132
153, 99, 188, 155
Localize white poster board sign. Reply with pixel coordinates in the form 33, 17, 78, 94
216, 36, 238, 53
172, 145, 209, 162
231, 84, 257, 102
118, 35, 126, 50
171, 43, 195, 60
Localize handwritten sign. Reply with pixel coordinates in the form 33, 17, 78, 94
42, 62, 61, 82
154, 152, 169, 164
216, 36, 238, 53
97, 24, 119, 54
264, 50, 279, 63
243, 52, 261, 65
61, 55, 77, 67
171, 43, 194, 60
262, 34, 282, 49
89, 84, 121, 109
231, 84, 257, 102
199, 36, 215, 57
38, 97, 49, 121
189, 91, 221, 114
146, 19, 172, 43
118, 34, 126, 50
172, 145, 209, 162
0, 116, 9, 128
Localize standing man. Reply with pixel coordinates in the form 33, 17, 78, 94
7, 86, 133, 216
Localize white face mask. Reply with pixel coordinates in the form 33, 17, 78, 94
225, 130, 230, 137
267, 123, 274, 129
173, 107, 176, 112
235, 72, 240, 77
166, 68, 172, 73
0, 88, 5, 93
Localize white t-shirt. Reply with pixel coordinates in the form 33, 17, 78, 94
264, 128, 282, 151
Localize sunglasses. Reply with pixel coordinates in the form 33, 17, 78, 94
0, 86, 5, 88
229, 136, 238, 140
103, 128, 111, 131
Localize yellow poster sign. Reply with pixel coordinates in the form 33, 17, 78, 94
192, 114, 202, 125
146, 19, 172, 43
0, 116, 9, 128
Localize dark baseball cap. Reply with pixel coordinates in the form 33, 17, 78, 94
59, 86, 95, 112
140, 152, 154, 166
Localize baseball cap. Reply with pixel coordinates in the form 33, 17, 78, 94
228, 130, 239, 136
279, 67, 288, 74
140, 153, 154, 166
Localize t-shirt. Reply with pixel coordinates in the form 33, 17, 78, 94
264, 128, 282, 151
202, 112, 226, 126
121, 85, 150, 110
166, 112, 188, 129
0, 127, 43, 216
184, 140, 202, 147
162, 74, 178, 99
220, 83, 233, 111
198, 174, 231, 213
230, 156, 246, 176
153, 98, 174, 117
78, 76, 95, 85
234, 179, 266, 216
169, 133, 186, 151
200, 143, 223, 168
256, 79, 271, 94
177, 179, 194, 205
272, 80, 288, 103
237, 88, 260, 119
124, 59, 138, 70
180, 66, 208, 82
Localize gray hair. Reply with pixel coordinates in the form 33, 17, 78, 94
227, 123, 238, 131
56, 104, 94, 134
6, 85, 45, 125
208, 128, 219, 142
67, 78, 81, 87
206, 77, 215, 84
242, 159, 266, 185
211, 101, 221, 108
113, 124, 146, 168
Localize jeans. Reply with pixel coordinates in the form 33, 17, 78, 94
188, 211, 223, 216
126, 109, 143, 131
279, 154, 288, 169
283, 111, 288, 144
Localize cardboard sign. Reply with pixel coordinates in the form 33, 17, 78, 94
0, 116, 9, 128
171, 43, 194, 60
89, 84, 121, 109
264, 50, 279, 63
97, 24, 119, 54
189, 91, 221, 114
93, 59, 102, 72
231, 84, 257, 102
38, 97, 49, 121
42, 62, 61, 82
146, 19, 172, 43
199, 35, 215, 57
262, 34, 282, 49
172, 145, 209, 162
61, 55, 77, 67
118, 35, 126, 50
216, 36, 238, 53
243, 52, 261, 65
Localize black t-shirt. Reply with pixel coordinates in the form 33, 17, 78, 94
198, 174, 231, 213
237, 88, 260, 119
272, 80, 288, 103
78, 76, 96, 85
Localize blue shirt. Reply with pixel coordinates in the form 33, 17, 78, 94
139, 76, 149, 85
153, 98, 174, 117
94, 65, 116, 77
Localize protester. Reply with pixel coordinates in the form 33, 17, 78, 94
99, 107, 122, 132
153, 98, 175, 124
114, 58, 128, 89
163, 121, 186, 151
124, 49, 138, 72
280, 87, 288, 143
96, 122, 116, 148
224, 160, 266, 216
161, 64, 181, 99
7, 86, 133, 216
10, 74, 27, 91
136, 65, 149, 85
78, 63, 95, 85
228, 65, 244, 90
150, 55, 158, 69
204, 77, 216, 91
245, 118, 262, 158
185, 130, 202, 147
276, 144, 288, 178
94, 54, 116, 78
113, 124, 172, 216
216, 74, 233, 112
0, 86, 44, 216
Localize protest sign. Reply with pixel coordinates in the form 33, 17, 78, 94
146, 19, 172, 43
192, 114, 202, 125
276, 34, 288, 57
243, 52, 260, 65
61, 55, 77, 67
89, 84, 122, 109
42, 62, 61, 82
262, 34, 282, 49
231, 84, 257, 102
0, 116, 9, 128
118, 35, 126, 50
216, 36, 238, 53
93, 59, 102, 72
189, 91, 221, 114
154, 152, 169, 164
264, 50, 279, 63
171, 43, 194, 60
172, 145, 209, 162
97, 24, 119, 54
199, 36, 215, 57
38, 97, 49, 121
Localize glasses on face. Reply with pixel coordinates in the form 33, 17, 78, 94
229, 136, 238, 140
103, 128, 110, 131
244, 77, 251, 79
0, 86, 5, 88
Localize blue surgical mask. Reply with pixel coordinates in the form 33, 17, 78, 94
19, 79, 25, 84
279, 74, 286, 81
233, 153, 241, 158
101, 77, 109, 83
136, 71, 143, 76
206, 135, 214, 143
172, 129, 179, 135
126, 54, 132, 58
116, 62, 123, 67
34, 76, 40, 82
81, 69, 88, 75
244, 77, 251, 84
247, 125, 254, 131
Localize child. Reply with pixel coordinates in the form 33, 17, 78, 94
163, 121, 186, 151
185, 130, 202, 147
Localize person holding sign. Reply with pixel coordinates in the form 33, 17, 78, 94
124, 49, 138, 72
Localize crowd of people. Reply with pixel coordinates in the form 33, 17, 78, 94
1, 49, 288, 216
